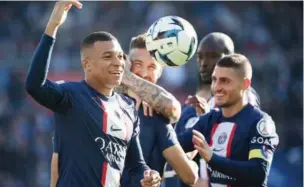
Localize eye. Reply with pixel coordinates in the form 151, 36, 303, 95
223, 79, 230, 84
135, 63, 142, 67
149, 65, 156, 70
118, 54, 124, 60
102, 55, 111, 59
197, 53, 203, 60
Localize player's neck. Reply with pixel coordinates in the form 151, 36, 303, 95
222, 99, 248, 118
85, 78, 113, 97
196, 84, 212, 100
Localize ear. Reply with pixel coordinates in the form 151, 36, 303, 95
82, 59, 91, 72
243, 78, 251, 90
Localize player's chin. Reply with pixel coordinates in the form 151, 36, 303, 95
215, 99, 227, 108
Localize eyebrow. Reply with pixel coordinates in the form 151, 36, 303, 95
102, 51, 122, 56
132, 59, 144, 63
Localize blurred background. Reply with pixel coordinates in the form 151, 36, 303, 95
0, 1, 302, 187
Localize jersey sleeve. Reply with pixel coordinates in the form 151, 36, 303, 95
25, 34, 71, 113
248, 115, 279, 171
155, 116, 179, 152
124, 116, 150, 186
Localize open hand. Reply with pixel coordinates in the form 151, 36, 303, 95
192, 130, 213, 162
48, 0, 82, 28
185, 95, 210, 115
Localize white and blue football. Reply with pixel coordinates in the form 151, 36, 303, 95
146, 16, 198, 66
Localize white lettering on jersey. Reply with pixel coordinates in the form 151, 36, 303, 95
99, 97, 134, 187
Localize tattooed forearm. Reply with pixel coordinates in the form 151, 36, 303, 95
114, 84, 128, 94
122, 71, 181, 123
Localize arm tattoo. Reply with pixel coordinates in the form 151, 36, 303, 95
114, 84, 128, 94
123, 71, 181, 123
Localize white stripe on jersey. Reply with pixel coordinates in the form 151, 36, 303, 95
210, 183, 227, 187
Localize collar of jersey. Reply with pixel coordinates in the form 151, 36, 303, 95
82, 80, 116, 102
220, 103, 253, 121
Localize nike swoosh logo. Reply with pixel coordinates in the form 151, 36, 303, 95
213, 148, 224, 152
111, 125, 122, 132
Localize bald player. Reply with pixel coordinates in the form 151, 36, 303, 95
163, 33, 260, 187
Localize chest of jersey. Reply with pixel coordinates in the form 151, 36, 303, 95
207, 120, 251, 161
74, 94, 134, 142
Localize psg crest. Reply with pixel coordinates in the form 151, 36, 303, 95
218, 132, 228, 144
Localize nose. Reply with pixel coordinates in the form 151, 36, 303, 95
137, 69, 149, 80
112, 55, 124, 68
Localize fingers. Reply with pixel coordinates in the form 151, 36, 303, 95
66, 0, 83, 9
143, 102, 153, 117
64, 4, 72, 11
194, 144, 206, 157
136, 99, 141, 110
148, 106, 153, 117
58, 0, 82, 9
141, 170, 161, 187
192, 130, 207, 148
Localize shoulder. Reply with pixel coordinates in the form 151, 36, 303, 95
181, 105, 196, 115
196, 108, 221, 126
246, 87, 261, 108
249, 106, 277, 138
54, 80, 83, 91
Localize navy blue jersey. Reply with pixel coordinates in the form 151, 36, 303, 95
121, 106, 179, 187
25, 34, 149, 187
165, 87, 261, 187
178, 104, 279, 187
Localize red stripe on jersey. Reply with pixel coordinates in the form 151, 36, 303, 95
101, 103, 108, 185
101, 103, 108, 133
101, 162, 108, 186
226, 124, 237, 158
209, 123, 219, 146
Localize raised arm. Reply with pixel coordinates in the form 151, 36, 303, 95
122, 69, 181, 123
25, 1, 82, 112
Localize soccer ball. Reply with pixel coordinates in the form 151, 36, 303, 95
145, 16, 198, 66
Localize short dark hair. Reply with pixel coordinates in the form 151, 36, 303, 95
80, 31, 117, 51
216, 53, 252, 79
129, 33, 147, 50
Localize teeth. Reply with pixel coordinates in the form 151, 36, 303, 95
109, 71, 122, 74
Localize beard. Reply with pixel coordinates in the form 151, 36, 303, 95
216, 96, 241, 108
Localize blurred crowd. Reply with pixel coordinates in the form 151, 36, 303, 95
0, 1, 302, 187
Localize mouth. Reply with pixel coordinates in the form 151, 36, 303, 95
109, 70, 123, 76
215, 93, 225, 99
200, 71, 209, 77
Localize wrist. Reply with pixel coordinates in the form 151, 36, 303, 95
45, 22, 60, 38
206, 152, 213, 163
